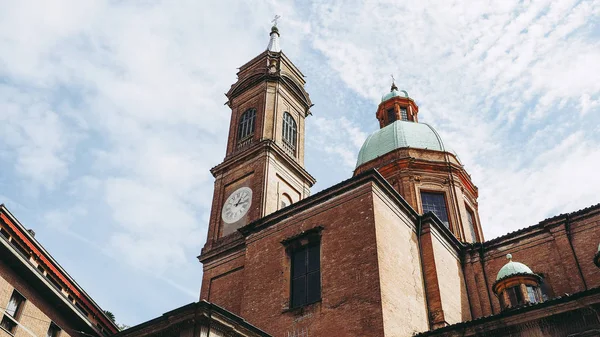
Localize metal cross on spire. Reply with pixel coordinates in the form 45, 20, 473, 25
267, 15, 282, 52
272, 15, 281, 27
390, 74, 398, 91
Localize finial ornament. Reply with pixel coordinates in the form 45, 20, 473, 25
506, 253, 513, 261
267, 15, 282, 52
272, 15, 281, 27
390, 74, 398, 91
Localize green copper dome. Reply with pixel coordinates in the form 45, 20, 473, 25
496, 254, 536, 281
381, 88, 409, 102
356, 120, 451, 168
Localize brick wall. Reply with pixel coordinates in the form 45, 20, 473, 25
239, 184, 385, 337
0, 259, 73, 337
200, 248, 245, 315
465, 205, 600, 319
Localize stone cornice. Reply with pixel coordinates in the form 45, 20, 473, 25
210, 139, 316, 186
421, 212, 465, 256
354, 147, 478, 198
114, 301, 271, 337
414, 287, 600, 336
226, 52, 312, 113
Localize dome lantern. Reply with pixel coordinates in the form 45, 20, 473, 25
376, 80, 419, 128
493, 254, 543, 310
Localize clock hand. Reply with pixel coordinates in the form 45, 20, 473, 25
235, 195, 247, 207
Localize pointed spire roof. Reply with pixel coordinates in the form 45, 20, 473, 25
267, 25, 281, 52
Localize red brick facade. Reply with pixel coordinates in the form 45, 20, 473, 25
196, 31, 600, 337
464, 205, 600, 318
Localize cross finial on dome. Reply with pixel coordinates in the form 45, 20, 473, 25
390, 74, 398, 91
506, 253, 513, 261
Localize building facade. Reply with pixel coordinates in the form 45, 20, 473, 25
0, 205, 119, 337
193, 25, 600, 336
101, 24, 600, 337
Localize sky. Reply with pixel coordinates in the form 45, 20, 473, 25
0, 0, 599, 327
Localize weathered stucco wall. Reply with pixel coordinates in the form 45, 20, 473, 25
372, 185, 429, 336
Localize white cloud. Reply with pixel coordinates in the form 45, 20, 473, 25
303, 0, 600, 238
309, 116, 368, 169
1, 0, 599, 324
0, 0, 303, 317
0, 85, 76, 189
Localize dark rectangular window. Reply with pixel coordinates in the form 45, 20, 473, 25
46, 322, 61, 337
75, 302, 89, 318
466, 207, 477, 242
237, 108, 256, 141
0, 316, 17, 334
11, 241, 30, 259
1, 290, 25, 334
538, 275, 552, 301
46, 274, 63, 292
421, 192, 450, 228
0, 227, 10, 239
526, 286, 539, 303
387, 108, 396, 123
400, 107, 408, 121
506, 286, 524, 307
291, 243, 321, 308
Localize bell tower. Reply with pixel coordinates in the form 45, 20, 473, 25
203, 24, 316, 251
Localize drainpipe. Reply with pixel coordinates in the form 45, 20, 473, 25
478, 245, 495, 315
565, 214, 588, 290
417, 215, 432, 329
461, 249, 475, 320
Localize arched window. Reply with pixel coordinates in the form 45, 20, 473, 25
282, 112, 297, 153
280, 193, 293, 209
238, 108, 256, 142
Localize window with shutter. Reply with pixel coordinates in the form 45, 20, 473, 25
1, 290, 25, 334
282, 112, 297, 155
237, 108, 256, 143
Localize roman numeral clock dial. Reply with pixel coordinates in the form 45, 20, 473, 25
221, 187, 253, 224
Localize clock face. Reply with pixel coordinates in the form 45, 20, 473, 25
221, 187, 253, 224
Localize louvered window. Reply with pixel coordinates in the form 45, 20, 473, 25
1, 290, 25, 333
237, 108, 256, 142
291, 242, 321, 308
282, 112, 297, 155
466, 207, 477, 242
